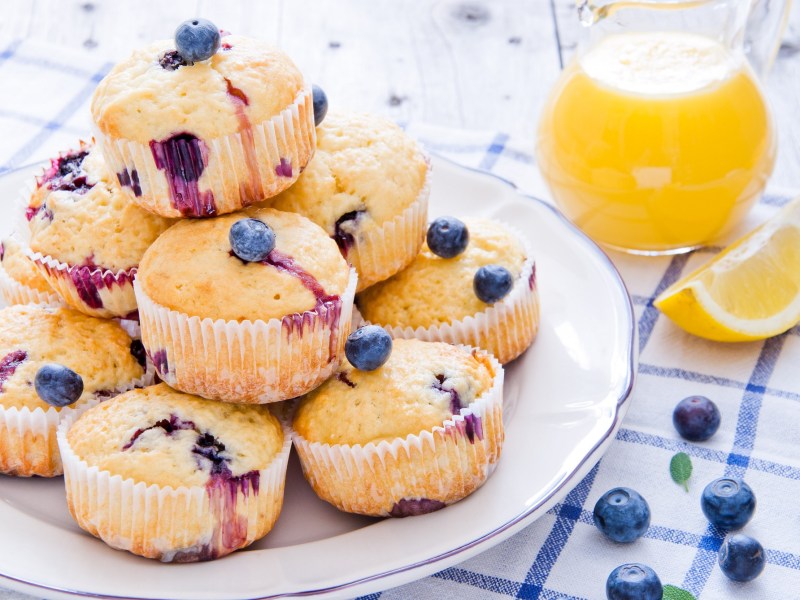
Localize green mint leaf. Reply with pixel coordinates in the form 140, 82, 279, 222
670, 452, 693, 492
663, 584, 697, 600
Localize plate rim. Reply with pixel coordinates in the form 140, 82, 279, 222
0, 155, 637, 600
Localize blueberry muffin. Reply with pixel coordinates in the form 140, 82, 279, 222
0, 304, 151, 477
0, 237, 60, 307
21, 143, 172, 318
135, 207, 357, 404
269, 112, 430, 291
58, 383, 291, 562
357, 218, 540, 363
292, 338, 504, 517
91, 28, 315, 218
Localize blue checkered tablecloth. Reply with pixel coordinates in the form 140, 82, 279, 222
2, 38, 800, 600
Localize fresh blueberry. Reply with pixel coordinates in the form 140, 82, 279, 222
719, 534, 766, 582
312, 84, 328, 126
606, 563, 662, 600
34, 364, 84, 407
345, 325, 392, 371
593, 487, 651, 543
673, 395, 721, 441
175, 18, 220, 64
229, 218, 276, 263
427, 217, 469, 259
474, 265, 513, 304
701, 478, 755, 530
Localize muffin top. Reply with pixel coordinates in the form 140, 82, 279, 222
138, 207, 350, 322
68, 383, 284, 488
269, 112, 428, 256
358, 219, 527, 328
25, 144, 172, 271
0, 237, 54, 295
0, 304, 146, 412
91, 35, 304, 143
293, 339, 496, 445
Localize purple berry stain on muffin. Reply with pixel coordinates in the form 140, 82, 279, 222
158, 50, 188, 71
25, 202, 54, 223
62, 263, 137, 312
38, 148, 93, 194
68, 267, 105, 309
336, 372, 357, 388
432, 373, 483, 443
150, 133, 216, 216
265, 249, 339, 308
267, 249, 343, 360
433, 373, 463, 415
122, 409, 260, 561
0, 242, 4, 262
117, 168, 142, 197
223, 77, 267, 203
333, 210, 365, 257
389, 498, 446, 517
0, 350, 27, 392
148, 349, 169, 377
225, 78, 249, 107
275, 158, 293, 178
528, 263, 537, 290
122, 413, 197, 450
463, 413, 484, 443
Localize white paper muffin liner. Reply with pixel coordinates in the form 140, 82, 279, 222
291, 347, 504, 517
95, 84, 316, 218
0, 259, 62, 307
362, 232, 540, 364
348, 161, 431, 292
23, 247, 138, 320
0, 366, 154, 478
134, 268, 358, 404
57, 417, 291, 562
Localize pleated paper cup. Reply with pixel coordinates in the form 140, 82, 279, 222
58, 419, 291, 562
134, 268, 358, 404
363, 239, 540, 364
96, 84, 316, 218
23, 247, 138, 319
0, 259, 61, 307
348, 162, 431, 292
291, 348, 504, 517
0, 367, 154, 478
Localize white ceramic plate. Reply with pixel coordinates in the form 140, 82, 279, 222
0, 156, 635, 600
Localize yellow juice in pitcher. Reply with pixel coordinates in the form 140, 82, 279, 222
537, 32, 776, 253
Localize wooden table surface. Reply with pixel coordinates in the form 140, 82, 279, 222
0, 1, 799, 599
2, 0, 799, 189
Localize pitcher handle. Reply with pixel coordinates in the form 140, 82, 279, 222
746, 0, 794, 77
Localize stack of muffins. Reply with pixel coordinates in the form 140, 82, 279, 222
0, 19, 540, 563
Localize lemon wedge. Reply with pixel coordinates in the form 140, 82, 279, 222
654, 197, 800, 342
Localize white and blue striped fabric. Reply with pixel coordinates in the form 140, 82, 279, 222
2, 38, 799, 600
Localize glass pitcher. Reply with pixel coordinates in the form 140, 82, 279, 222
536, 0, 791, 255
